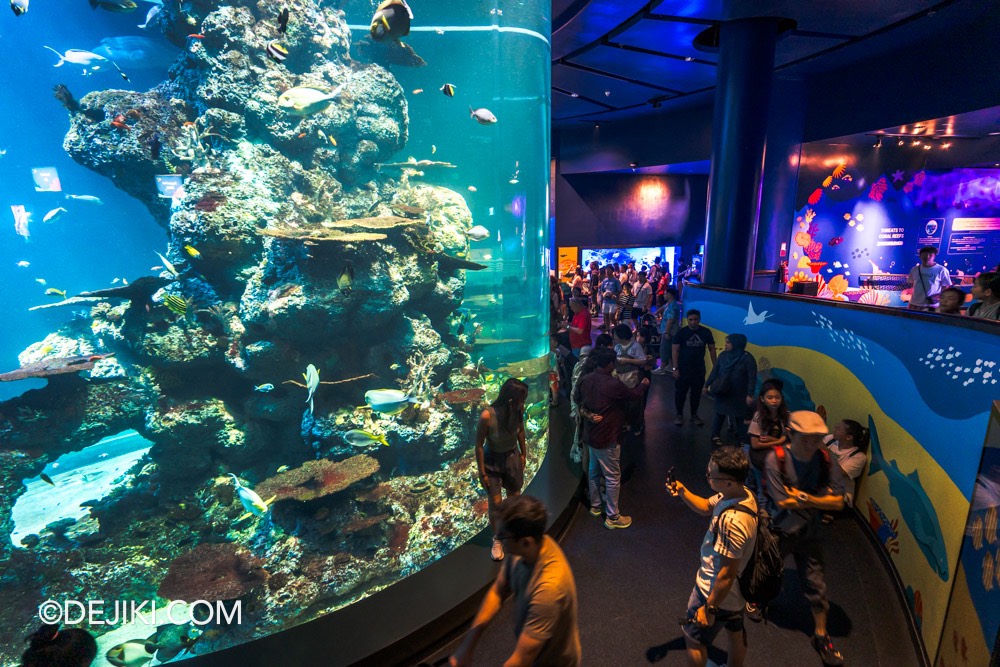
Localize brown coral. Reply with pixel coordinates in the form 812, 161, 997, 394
434, 388, 485, 405
157, 542, 268, 602
256, 455, 380, 503
0, 353, 115, 382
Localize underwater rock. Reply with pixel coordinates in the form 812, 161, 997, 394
64, 515, 104, 546
145, 398, 246, 479
158, 542, 268, 602
256, 454, 379, 503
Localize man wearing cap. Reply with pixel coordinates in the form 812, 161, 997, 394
906, 246, 952, 311
761, 410, 846, 667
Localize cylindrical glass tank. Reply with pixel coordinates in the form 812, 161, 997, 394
0, 0, 550, 661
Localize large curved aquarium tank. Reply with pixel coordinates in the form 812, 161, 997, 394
0, 0, 550, 662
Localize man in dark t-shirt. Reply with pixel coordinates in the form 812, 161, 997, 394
671, 309, 716, 426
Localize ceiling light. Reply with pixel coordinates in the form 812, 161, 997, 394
684, 56, 694, 62
988, 131, 1000, 136
898, 139, 905, 146
570, 92, 579, 98
604, 90, 611, 97
629, 162, 638, 168
912, 140, 921, 146
594, 124, 600, 129
923, 144, 932, 150
941, 142, 951, 149
873, 137, 882, 148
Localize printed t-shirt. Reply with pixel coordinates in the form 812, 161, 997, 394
908, 264, 952, 306
673, 326, 715, 371
696, 490, 758, 611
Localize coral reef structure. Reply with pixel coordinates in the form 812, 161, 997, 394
0, 0, 548, 660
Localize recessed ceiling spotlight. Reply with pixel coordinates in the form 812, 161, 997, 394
912, 140, 921, 146
684, 56, 694, 62
629, 162, 638, 168
989, 131, 1000, 136
897, 139, 905, 146
873, 137, 883, 148
570, 92, 579, 98
941, 142, 951, 149
604, 90, 611, 97
923, 144, 932, 150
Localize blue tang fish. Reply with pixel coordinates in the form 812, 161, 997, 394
867, 415, 948, 580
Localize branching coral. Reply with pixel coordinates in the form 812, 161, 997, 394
256, 455, 380, 503
157, 542, 268, 602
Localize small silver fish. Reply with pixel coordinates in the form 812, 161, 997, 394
254, 383, 274, 392
469, 106, 497, 125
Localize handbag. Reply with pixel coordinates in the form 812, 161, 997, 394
709, 352, 746, 396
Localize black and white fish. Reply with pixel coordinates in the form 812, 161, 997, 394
265, 40, 288, 63
370, 0, 412, 41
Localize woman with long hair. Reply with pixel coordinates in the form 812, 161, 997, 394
747, 378, 790, 484
475, 378, 529, 561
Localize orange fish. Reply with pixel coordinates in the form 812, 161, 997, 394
188, 33, 205, 39
111, 121, 130, 131
297, 132, 307, 139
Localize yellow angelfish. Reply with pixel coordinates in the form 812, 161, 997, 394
183, 244, 201, 259
45, 288, 67, 299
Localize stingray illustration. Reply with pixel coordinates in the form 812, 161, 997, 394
867, 415, 949, 581
743, 300, 773, 325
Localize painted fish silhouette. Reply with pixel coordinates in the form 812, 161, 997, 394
743, 300, 773, 326
866, 415, 948, 580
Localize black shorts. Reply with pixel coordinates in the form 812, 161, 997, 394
483, 449, 523, 496
681, 588, 745, 647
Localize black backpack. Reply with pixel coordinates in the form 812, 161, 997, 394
714, 504, 784, 610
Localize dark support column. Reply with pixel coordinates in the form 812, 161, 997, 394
703, 18, 781, 289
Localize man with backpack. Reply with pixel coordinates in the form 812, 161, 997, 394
666, 446, 759, 667
762, 411, 846, 667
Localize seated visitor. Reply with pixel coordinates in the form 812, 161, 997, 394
936, 286, 966, 315
968, 271, 1000, 321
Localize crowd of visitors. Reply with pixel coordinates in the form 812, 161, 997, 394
461, 258, 915, 667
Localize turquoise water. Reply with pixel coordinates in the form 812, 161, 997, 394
0, 0, 550, 662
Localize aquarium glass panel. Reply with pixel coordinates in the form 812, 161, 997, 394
0, 0, 550, 661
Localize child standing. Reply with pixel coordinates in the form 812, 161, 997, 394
825, 419, 870, 508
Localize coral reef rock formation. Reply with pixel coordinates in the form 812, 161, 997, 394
0, 0, 542, 661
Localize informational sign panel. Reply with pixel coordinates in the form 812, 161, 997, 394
556, 247, 578, 276
947, 217, 1000, 255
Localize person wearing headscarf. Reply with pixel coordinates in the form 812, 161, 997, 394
703, 334, 757, 446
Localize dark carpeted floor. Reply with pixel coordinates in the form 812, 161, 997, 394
416, 362, 924, 667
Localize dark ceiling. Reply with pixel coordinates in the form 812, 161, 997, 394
550, 0, 979, 127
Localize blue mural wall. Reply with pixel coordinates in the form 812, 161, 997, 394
685, 285, 999, 659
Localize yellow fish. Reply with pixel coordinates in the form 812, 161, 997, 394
183, 244, 201, 258
45, 288, 67, 299
412, 88, 423, 94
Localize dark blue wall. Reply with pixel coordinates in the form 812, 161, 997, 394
554, 172, 709, 256
554, 2, 1000, 277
